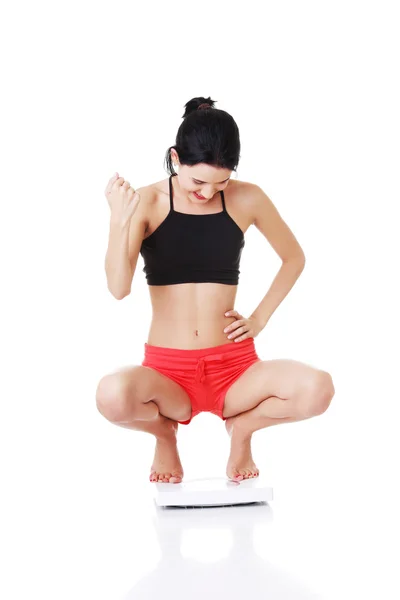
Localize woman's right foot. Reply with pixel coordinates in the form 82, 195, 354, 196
150, 418, 184, 484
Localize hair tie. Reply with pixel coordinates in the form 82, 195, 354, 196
197, 103, 211, 110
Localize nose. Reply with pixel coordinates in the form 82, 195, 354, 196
199, 185, 216, 199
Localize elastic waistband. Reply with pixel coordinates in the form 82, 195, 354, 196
143, 336, 255, 359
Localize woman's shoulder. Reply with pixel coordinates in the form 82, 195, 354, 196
135, 178, 170, 208
228, 178, 259, 195
226, 178, 260, 219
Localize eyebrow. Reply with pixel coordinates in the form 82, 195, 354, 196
192, 177, 230, 184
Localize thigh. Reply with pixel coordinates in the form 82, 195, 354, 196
222, 358, 325, 419
96, 364, 192, 422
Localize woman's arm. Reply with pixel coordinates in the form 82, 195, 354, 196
104, 176, 148, 300
105, 219, 133, 299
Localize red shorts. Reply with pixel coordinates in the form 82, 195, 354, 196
141, 337, 262, 425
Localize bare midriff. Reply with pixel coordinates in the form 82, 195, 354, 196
143, 177, 255, 350
146, 282, 239, 349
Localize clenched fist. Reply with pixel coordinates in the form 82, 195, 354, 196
104, 172, 141, 227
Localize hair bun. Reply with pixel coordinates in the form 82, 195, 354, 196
182, 96, 216, 118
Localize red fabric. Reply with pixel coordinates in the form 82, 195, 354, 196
141, 337, 261, 425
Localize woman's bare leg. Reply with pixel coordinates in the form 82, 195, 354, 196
95, 367, 192, 484
224, 381, 334, 481
97, 403, 185, 484
116, 414, 184, 484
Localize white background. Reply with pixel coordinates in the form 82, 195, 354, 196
1, 1, 399, 598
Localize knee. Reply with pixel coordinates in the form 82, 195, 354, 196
95, 374, 131, 422
301, 371, 335, 417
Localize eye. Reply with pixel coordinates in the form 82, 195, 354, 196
193, 179, 226, 186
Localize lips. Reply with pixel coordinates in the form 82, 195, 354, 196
194, 192, 205, 199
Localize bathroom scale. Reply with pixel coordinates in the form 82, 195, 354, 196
153, 476, 273, 508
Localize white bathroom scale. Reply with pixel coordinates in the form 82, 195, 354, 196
153, 476, 273, 508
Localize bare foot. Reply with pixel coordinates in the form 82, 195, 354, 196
225, 416, 259, 481
150, 419, 184, 484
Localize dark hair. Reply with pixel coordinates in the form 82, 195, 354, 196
164, 96, 241, 176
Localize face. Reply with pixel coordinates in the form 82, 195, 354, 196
171, 150, 232, 203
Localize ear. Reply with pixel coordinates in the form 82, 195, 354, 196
171, 148, 180, 165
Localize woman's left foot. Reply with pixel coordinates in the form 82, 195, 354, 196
225, 417, 259, 481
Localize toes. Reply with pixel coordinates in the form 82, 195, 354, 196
249, 470, 259, 478
150, 472, 165, 482
228, 466, 260, 481
150, 471, 182, 484
244, 468, 259, 478
169, 476, 182, 483
238, 469, 258, 480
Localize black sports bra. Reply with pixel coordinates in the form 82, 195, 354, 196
140, 173, 245, 286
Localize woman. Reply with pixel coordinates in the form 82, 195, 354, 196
96, 96, 335, 484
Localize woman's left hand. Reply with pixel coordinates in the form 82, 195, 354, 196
223, 310, 264, 342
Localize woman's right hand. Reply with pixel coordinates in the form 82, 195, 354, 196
104, 172, 141, 227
